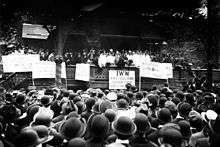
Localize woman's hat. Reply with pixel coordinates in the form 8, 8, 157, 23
201, 110, 218, 123
106, 92, 117, 101
112, 116, 136, 136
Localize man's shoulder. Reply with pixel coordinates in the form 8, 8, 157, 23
106, 143, 129, 147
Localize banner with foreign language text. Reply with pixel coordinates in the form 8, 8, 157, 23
140, 62, 173, 79
32, 61, 66, 79
2, 54, 40, 73
109, 70, 135, 89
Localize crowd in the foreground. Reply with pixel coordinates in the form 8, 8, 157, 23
0, 82, 219, 147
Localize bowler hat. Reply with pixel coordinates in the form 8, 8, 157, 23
27, 104, 41, 120
31, 108, 54, 127
59, 117, 86, 140
31, 113, 52, 127
15, 127, 45, 147
112, 116, 136, 136
32, 125, 54, 143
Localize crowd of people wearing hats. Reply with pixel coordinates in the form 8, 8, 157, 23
0, 82, 219, 147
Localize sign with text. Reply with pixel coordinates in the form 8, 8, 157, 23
2, 54, 40, 72
109, 70, 135, 89
75, 64, 90, 81
22, 23, 49, 39
32, 61, 66, 79
140, 62, 173, 79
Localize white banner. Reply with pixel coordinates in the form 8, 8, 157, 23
140, 62, 173, 79
109, 70, 135, 89
22, 23, 49, 39
2, 54, 40, 72
32, 61, 66, 79
75, 64, 90, 81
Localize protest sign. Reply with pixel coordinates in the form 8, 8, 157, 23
75, 64, 90, 81
32, 61, 66, 78
2, 54, 40, 72
109, 70, 135, 89
140, 62, 173, 79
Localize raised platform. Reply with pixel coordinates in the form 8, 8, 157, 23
2, 65, 220, 91
35, 66, 220, 90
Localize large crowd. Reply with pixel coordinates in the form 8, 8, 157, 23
0, 80, 219, 147
3, 48, 193, 70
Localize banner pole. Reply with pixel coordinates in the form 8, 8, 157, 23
167, 78, 169, 85
32, 78, 35, 87
65, 76, 68, 89
139, 67, 141, 91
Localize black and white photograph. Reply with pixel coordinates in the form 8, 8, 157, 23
0, 0, 220, 147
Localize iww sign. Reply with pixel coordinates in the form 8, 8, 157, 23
109, 70, 135, 89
